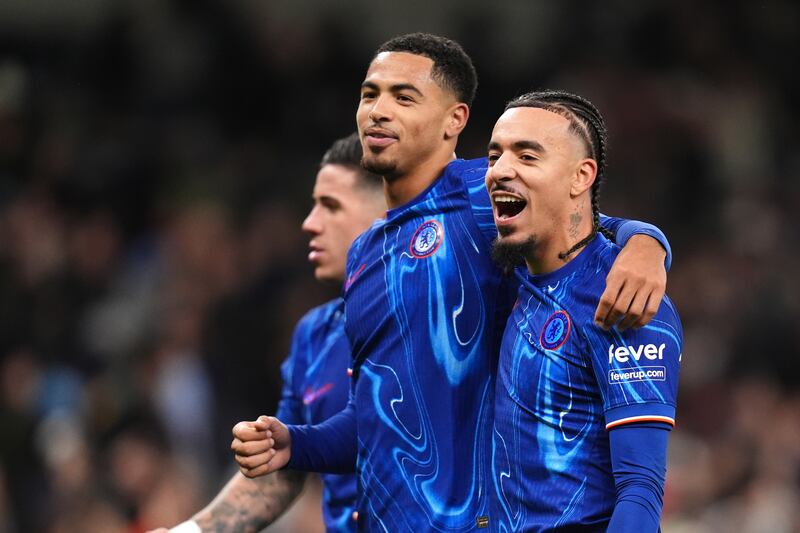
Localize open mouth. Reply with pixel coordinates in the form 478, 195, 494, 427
493, 194, 527, 220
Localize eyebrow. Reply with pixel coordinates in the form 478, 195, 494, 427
361, 81, 424, 97
487, 139, 547, 153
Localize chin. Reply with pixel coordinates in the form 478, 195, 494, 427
491, 233, 536, 275
496, 227, 526, 243
315, 270, 341, 284
362, 155, 397, 177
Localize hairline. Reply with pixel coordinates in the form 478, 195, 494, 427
371, 50, 465, 106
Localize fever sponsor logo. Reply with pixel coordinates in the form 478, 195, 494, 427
609, 366, 666, 384
608, 343, 666, 364
410, 220, 443, 258
540, 310, 571, 350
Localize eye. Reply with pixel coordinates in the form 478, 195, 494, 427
519, 153, 538, 162
487, 152, 500, 166
397, 94, 415, 104
361, 90, 376, 100
320, 198, 342, 212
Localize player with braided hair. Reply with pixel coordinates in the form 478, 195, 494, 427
504, 90, 614, 257
488, 90, 681, 532
232, 34, 674, 532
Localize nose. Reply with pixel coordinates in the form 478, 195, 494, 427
302, 205, 322, 235
486, 153, 515, 183
367, 94, 392, 122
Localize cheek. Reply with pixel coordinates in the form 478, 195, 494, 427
356, 100, 368, 119
328, 221, 353, 255
404, 110, 440, 137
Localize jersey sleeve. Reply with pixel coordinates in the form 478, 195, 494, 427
274, 313, 314, 425
286, 398, 358, 474
599, 214, 673, 271
586, 297, 682, 430
606, 425, 668, 532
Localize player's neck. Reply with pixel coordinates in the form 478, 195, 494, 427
383, 149, 457, 209
525, 207, 594, 275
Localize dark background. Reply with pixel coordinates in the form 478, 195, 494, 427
0, 1, 798, 531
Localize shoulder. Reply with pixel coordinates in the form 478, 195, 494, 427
295, 298, 345, 336
587, 237, 682, 335
558, 236, 620, 308
346, 220, 382, 267
447, 157, 489, 186
446, 157, 498, 244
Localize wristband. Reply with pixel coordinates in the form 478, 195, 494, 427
169, 520, 201, 533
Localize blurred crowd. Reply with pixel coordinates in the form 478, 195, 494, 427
0, 1, 798, 531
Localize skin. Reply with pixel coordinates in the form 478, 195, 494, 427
303, 164, 387, 282
233, 53, 669, 478
487, 106, 598, 274
147, 164, 385, 532
358, 52, 468, 208
487, 107, 666, 328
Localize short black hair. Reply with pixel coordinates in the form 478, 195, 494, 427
375, 33, 477, 107
505, 90, 613, 258
320, 133, 383, 191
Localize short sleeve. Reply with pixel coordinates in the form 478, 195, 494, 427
586, 298, 683, 430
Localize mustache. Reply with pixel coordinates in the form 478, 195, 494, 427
489, 182, 520, 195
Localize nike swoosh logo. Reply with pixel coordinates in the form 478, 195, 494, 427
344, 264, 367, 292
302, 383, 335, 405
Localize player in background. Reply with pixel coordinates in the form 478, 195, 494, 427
147, 133, 385, 533
232, 34, 673, 532
487, 91, 681, 532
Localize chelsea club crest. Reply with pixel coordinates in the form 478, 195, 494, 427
540, 310, 571, 350
410, 220, 443, 258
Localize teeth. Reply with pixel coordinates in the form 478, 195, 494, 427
495, 195, 523, 203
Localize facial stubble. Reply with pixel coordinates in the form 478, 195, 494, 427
491, 234, 537, 276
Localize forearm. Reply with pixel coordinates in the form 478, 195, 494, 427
607, 424, 669, 532
193, 470, 306, 533
287, 402, 358, 473
599, 214, 672, 270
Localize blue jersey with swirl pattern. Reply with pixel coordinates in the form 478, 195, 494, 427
491, 234, 682, 532
276, 298, 357, 532
343, 158, 515, 531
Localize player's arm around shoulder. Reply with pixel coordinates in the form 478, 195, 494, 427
595, 216, 671, 332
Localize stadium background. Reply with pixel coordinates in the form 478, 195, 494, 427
0, 1, 798, 531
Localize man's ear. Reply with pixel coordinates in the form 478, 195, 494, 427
571, 158, 597, 197
444, 103, 469, 139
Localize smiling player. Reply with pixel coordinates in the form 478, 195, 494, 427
232, 34, 674, 532
487, 91, 682, 532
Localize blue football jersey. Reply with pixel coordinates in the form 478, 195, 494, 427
277, 298, 358, 532
343, 158, 516, 532
491, 235, 682, 532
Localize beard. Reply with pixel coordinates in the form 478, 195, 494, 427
361, 153, 399, 181
491, 235, 537, 276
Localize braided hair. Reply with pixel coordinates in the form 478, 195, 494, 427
504, 90, 613, 259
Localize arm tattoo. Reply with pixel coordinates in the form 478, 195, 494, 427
193, 470, 307, 533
